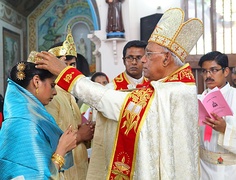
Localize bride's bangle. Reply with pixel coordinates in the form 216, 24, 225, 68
51, 153, 65, 169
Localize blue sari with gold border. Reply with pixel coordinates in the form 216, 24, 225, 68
0, 79, 73, 179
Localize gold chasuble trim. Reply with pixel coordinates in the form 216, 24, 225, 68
113, 72, 129, 90
55, 66, 83, 92
113, 72, 149, 90
107, 87, 155, 180
163, 63, 195, 84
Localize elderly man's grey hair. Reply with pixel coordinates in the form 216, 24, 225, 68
162, 47, 184, 66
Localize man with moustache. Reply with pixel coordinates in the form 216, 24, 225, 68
198, 51, 236, 180
106, 40, 148, 90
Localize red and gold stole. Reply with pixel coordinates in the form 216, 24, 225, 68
113, 72, 149, 90
55, 66, 83, 92
107, 63, 195, 179
163, 63, 196, 84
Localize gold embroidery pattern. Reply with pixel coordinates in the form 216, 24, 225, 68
64, 72, 74, 83
168, 74, 179, 81
148, 8, 203, 62
166, 68, 194, 81
115, 74, 124, 83
111, 153, 130, 180
179, 69, 194, 80
121, 88, 152, 135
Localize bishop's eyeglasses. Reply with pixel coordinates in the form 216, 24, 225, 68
144, 51, 167, 60
200, 67, 225, 75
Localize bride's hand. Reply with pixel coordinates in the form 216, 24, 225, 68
55, 125, 78, 156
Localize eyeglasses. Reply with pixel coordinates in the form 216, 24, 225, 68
200, 68, 225, 75
144, 51, 166, 59
124, 56, 143, 62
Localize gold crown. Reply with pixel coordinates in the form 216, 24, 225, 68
148, 8, 203, 62
27, 51, 41, 63
48, 27, 77, 57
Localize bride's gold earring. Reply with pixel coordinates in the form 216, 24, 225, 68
36, 88, 39, 94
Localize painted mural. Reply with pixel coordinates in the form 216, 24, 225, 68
37, 0, 100, 74
3, 28, 21, 91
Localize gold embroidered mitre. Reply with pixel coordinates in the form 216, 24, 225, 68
148, 8, 203, 62
48, 27, 77, 57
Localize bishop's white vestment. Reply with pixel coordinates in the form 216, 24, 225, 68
55, 64, 200, 180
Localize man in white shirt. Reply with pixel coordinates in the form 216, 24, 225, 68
198, 51, 236, 180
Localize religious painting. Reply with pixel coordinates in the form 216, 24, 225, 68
3, 28, 21, 91
35, 0, 100, 75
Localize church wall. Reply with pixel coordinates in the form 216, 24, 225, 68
95, 0, 181, 80
0, 1, 26, 95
